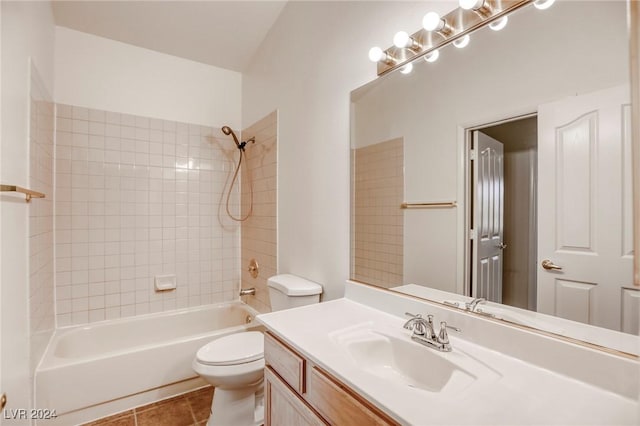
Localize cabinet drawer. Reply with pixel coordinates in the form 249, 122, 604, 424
264, 331, 306, 394
307, 367, 399, 426
265, 367, 327, 426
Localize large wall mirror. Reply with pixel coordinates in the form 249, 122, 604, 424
351, 0, 639, 355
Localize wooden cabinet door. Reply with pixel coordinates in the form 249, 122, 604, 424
307, 367, 399, 426
265, 367, 327, 426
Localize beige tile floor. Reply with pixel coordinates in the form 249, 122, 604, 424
82, 386, 213, 426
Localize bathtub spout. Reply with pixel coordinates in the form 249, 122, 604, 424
239, 288, 256, 296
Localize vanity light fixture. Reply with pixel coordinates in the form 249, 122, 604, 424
422, 12, 453, 36
489, 16, 508, 31
424, 49, 440, 63
533, 0, 555, 10
370, 0, 541, 76
453, 34, 471, 48
368, 46, 396, 65
459, 0, 492, 16
393, 31, 423, 51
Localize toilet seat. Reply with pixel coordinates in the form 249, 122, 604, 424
196, 331, 264, 366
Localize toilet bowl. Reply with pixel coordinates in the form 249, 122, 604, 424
192, 274, 322, 426
192, 331, 265, 426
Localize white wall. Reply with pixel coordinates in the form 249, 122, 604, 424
1, 0, 56, 419
55, 27, 241, 129
352, 1, 629, 293
242, 1, 453, 301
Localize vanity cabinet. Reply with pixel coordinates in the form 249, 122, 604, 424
264, 331, 399, 426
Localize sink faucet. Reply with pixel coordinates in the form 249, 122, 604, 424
404, 312, 461, 352
466, 297, 486, 312
403, 313, 436, 340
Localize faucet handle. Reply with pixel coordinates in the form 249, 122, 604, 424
437, 321, 461, 345
402, 312, 422, 332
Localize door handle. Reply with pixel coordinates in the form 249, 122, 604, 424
541, 259, 563, 270
498, 242, 507, 250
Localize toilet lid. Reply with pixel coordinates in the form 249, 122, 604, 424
196, 331, 264, 366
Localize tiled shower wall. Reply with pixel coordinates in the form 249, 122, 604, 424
352, 138, 404, 288
240, 112, 277, 313
29, 68, 55, 365
55, 104, 240, 326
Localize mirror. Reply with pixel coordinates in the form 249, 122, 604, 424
351, 1, 639, 355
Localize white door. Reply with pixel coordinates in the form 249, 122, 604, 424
472, 132, 505, 303
537, 85, 634, 331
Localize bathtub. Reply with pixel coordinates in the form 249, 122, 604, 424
35, 301, 261, 420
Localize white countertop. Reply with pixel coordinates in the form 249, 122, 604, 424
257, 298, 637, 425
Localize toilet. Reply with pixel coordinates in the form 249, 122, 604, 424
192, 274, 322, 426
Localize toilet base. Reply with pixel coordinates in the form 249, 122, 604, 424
207, 381, 264, 426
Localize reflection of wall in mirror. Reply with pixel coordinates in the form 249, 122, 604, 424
352, 138, 403, 288
351, 1, 628, 294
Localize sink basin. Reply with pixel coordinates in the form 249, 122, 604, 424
330, 324, 485, 394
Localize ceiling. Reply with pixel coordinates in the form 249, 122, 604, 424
52, 1, 288, 72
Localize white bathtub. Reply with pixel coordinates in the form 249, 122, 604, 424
35, 301, 260, 419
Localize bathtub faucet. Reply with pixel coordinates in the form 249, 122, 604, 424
239, 288, 256, 296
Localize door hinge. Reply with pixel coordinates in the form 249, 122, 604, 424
469, 149, 477, 161
469, 229, 476, 240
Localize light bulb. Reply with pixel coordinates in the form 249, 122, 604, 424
422, 12, 444, 32
489, 16, 508, 31
533, 0, 556, 10
424, 50, 439, 63
400, 63, 413, 74
459, 0, 485, 10
393, 31, 411, 48
368, 47, 384, 62
453, 34, 470, 49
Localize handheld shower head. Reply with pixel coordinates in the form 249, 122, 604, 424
221, 126, 240, 147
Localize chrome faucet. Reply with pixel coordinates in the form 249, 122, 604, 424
239, 287, 256, 296
403, 313, 435, 339
404, 312, 461, 352
466, 297, 486, 312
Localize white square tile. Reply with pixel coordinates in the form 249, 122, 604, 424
89, 309, 105, 323
72, 120, 89, 134
56, 104, 73, 118
105, 111, 121, 124
72, 106, 89, 120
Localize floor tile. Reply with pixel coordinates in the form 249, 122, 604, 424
82, 410, 135, 426
135, 396, 195, 426
186, 387, 214, 423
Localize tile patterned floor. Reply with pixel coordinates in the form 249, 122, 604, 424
83, 386, 213, 426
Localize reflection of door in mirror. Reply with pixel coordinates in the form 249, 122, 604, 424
466, 85, 636, 333
469, 118, 538, 311
537, 85, 635, 333
471, 132, 504, 304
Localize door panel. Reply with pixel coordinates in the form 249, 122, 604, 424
554, 279, 596, 324
538, 85, 633, 331
555, 112, 596, 252
472, 132, 504, 303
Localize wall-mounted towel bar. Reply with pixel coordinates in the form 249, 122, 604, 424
0, 185, 45, 203
401, 201, 457, 209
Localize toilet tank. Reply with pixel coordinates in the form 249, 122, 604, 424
267, 274, 322, 311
